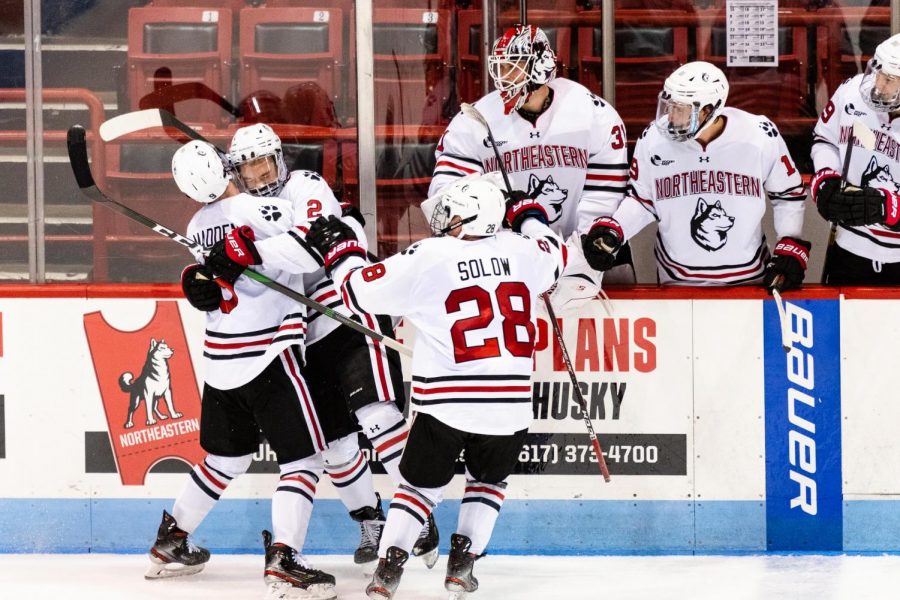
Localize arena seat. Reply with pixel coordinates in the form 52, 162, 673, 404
127, 7, 233, 126
238, 7, 343, 120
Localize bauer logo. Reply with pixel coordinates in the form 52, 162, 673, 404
84, 302, 204, 485
763, 297, 842, 550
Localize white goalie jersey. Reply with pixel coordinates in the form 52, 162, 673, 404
332, 220, 565, 436
428, 78, 628, 238
812, 74, 900, 262
616, 107, 807, 285
187, 193, 306, 390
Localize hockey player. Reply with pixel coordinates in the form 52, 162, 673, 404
810, 32, 900, 284
153, 140, 347, 599
306, 174, 565, 600
205, 124, 433, 570
426, 24, 630, 305
584, 61, 811, 290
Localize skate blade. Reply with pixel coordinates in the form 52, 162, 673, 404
144, 560, 205, 580
366, 585, 393, 600
447, 591, 469, 600
417, 547, 439, 569
264, 581, 337, 600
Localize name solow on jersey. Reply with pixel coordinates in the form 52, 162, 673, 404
457, 257, 511, 281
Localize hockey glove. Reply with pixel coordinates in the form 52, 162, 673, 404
581, 217, 624, 272
504, 189, 549, 232
307, 215, 366, 272
205, 225, 262, 284
340, 201, 366, 228
763, 237, 812, 293
809, 167, 842, 208
181, 263, 233, 312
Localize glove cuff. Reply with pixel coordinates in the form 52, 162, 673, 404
810, 168, 840, 203
589, 217, 624, 245
506, 198, 549, 231
323, 239, 366, 272
878, 188, 900, 227
773, 237, 811, 270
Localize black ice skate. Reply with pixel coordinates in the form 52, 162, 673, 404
145, 510, 210, 580
263, 530, 337, 600
444, 533, 481, 599
350, 493, 386, 573
366, 546, 409, 600
411, 513, 440, 568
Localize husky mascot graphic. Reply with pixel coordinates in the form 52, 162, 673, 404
120, 338, 181, 428
526, 173, 569, 223
860, 156, 900, 193
690, 197, 734, 251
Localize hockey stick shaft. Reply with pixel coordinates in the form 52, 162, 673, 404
67, 125, 412, 357
460, 102, 610, 481
543, 293, 612, 482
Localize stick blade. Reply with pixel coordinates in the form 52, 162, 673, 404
460, 102, 487, 127
66, 125, 95, 189
852, 119, 877, 151
99, 109, 164, 142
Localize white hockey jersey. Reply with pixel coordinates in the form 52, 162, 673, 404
187, 193, 306, 390
253, 170, 367, 346
332, 220, 565, 436
616, 107, 807, 285
812, 74, 900, 262
427, 78, 628, 237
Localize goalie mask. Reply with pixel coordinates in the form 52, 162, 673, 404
428, 176, 505, 238
488, 25, 557, 115
172, 141, 230, 203
228, 123, 288, 197
655, 61, 729, 142
860, 33, 900, 112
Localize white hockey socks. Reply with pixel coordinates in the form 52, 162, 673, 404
323, 433, 379, 512
272, 455, 324, 552
379, 483, 444, 558
172, 453, 252, 534
355, 401, 409, 486
457, 478, 508, 555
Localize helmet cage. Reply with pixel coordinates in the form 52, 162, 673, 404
655, 91, 723, 142
860, 58, 900, 112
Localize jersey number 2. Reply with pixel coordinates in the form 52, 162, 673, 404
445, 283, 534, 364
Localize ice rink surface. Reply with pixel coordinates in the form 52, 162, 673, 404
2, 554, 900, 599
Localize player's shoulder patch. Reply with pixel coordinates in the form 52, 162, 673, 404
756, 117, 780, 139
291, 169, 323, 182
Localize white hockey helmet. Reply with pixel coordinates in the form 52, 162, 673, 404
860, 33, 900, 112
655, 61, 729, 142
228, 123, 288, 197
171, 140, 230, 203
428, 174, 506, 238
488, 24, 557, 114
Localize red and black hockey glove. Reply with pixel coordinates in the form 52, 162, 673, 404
205, 225, 262, 284
180, 263, 238, 313
811, 168, 900, 229
763, 237, 812, 293
581, 217, 624, 272
503, 189, 549, 232
307, 215, 366, 273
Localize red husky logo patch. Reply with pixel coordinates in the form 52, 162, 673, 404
84, 302, 203, 485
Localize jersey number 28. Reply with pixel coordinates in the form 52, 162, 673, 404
445, 282, 535, 364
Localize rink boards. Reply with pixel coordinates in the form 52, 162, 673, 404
0, 285, 897, 554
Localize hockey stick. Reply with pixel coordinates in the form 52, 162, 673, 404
460, 102, 612, 482
67, 125, 412, 357
820, 119, 877, 283
139, 81, 241, 119
99, 108, 229, 160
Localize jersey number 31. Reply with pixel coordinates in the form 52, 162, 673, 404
446, 282, 535, 364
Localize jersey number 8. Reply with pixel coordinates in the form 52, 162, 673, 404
445, 282, 535, 364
